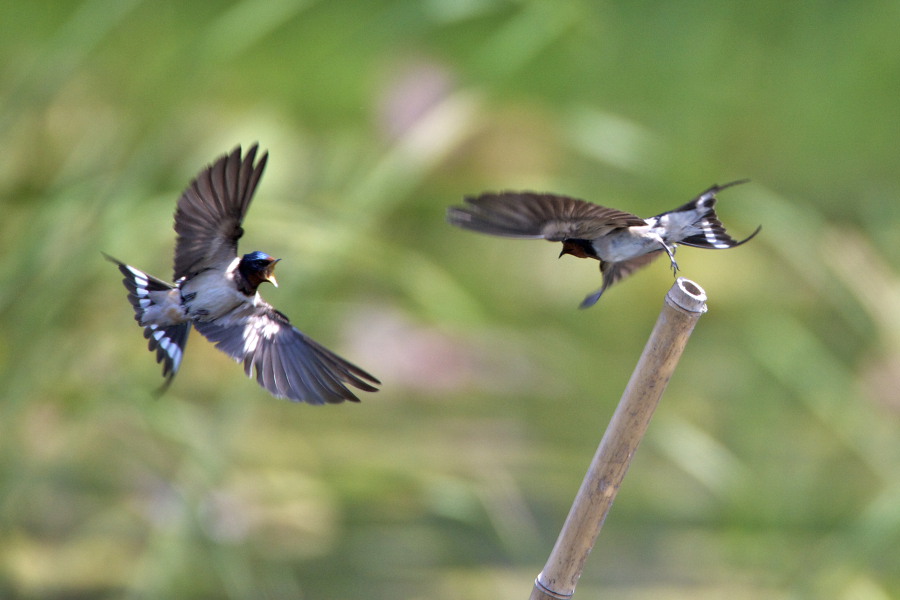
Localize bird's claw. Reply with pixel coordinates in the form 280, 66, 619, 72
661, 243, 679, 276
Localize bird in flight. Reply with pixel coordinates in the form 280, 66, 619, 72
105, 144, 379, 404
447, 181, 760, 308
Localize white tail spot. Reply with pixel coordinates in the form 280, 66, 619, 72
169, 346, 183, 369
702, 222, 720, 246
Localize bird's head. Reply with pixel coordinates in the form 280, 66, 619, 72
239, 251, 281, 289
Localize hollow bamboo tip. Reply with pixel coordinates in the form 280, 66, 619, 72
666, 277, 708, 314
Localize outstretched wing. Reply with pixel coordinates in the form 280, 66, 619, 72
447, 191, 646, 241
173, 144, 268, 280
579, 252, 663, 309
194, 301, 380, 404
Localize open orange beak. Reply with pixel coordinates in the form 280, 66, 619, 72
264, 258, 281, 287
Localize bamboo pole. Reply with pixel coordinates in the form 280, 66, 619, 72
529, 277, 709, 600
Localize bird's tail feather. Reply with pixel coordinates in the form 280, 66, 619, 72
144, 322, 191, 393
103, 253, 190, 390
661, 180, 761, 250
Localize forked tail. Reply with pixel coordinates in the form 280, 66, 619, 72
663, 180, 761, 249
103, 253, 190, 391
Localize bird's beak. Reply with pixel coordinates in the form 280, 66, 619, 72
265, 258, 281, 287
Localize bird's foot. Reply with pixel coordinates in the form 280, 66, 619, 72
661, 243, 679, 276
669, 259, 680, 277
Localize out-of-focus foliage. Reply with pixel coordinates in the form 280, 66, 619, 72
2, 1, 899, 598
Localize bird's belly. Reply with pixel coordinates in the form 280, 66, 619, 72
180, 272, 247, 321
591, 228, 659, 262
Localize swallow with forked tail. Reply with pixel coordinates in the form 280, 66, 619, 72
447, 181, 761, 308
105, 144, 379, 404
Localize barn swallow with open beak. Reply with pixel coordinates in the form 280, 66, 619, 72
447, 181, 761, 308
104, 144, 379, 404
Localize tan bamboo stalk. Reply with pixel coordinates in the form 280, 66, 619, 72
529, 277, 709, 600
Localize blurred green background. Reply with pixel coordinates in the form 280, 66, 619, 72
2, 1, 900, 598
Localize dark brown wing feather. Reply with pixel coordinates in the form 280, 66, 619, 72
173, 145, 268, 280
193, 301, 380, 405
447, 191, 646, 241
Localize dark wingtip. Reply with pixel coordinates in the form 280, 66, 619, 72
579, 290, 603, 309
244, 142, 269, 167
446, 205, 466, 226
224, 142, 267, 170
